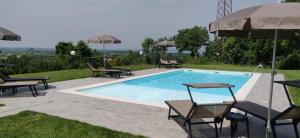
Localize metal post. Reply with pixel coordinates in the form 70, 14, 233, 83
103, 43, 106, 68
266, 29, 278, 138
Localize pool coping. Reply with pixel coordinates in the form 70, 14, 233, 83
59, 68, 261, 108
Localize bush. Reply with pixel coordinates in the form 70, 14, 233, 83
278, 52, 300, 69
177, 55, 209, 64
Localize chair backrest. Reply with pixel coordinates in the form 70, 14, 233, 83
160, 59, 169, 64
0, 71, 10, 81
87, 62, 97, 71
189, 103, 232, 120
169, 59, 178, 64
104, 60, 113, 69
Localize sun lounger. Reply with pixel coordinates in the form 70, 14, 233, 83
166, 100, 232, 138
165, 83, 235, 138
104, 61, 132, 76
87, 62, 122, 78
231, 80, 300, 138
159, 59, 172, 68
0, 81, 39, 96
169, 59, 182, 68
0, 71, 49, 89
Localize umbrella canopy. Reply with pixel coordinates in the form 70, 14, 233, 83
209, 3, 300, 39
156, 40, 176, 47
209, 3, 300, 137
87, 34, 121, 67
0, 27, 21, 41
87, 34, 121, 44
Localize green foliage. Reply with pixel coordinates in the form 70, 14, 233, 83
0, 111, 145, 138
207, 35, 300, 69
176, 55, 208, 64
278, 52, 300, 69
285, 0, 300, 2
75, 40, 92, 59
114, 51, 144, 65
175, 26, 209, 57
142, 38, 155, 64
55, 41, 74, 58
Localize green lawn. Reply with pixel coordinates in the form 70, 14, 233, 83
12, 64, 156, 83
0, 111, 144, 138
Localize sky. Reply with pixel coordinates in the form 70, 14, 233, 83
0, 0, 277, 50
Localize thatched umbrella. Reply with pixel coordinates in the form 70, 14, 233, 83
156, 40, 176, 47
0, 27, 21, 41
209, 3, 300, 137
87, 34, 121, 67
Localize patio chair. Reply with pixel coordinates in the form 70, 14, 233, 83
104, 61, 132, 76
169, 59, 182, 68
230, 80, 300, 138
87, 62, 122, 78
165, 83, 235, 138
159, 59, 172, 68
0, 81, 39, 96
0, 71, 49, 89
166, 100, 232, 138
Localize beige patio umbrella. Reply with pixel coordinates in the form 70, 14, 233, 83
209, 2, 300, 137
87, 34, 121, 67
0, 27, 21, 41
156, 40, 176, 47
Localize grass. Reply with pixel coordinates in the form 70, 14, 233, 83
12, 64, 156, 83
0, 111, 145, 138
182, 64, 300, 105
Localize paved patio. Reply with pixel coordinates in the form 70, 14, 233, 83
0, 68, 297, 138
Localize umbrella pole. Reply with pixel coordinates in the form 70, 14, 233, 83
103, 43, 106, 68
266, 29, 278, 138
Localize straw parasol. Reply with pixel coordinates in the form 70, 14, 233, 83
156, 40, 176, 47
0, 27, 21, 41
209, 2, 300, 137
87, 34, 121, 67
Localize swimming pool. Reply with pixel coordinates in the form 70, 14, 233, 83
72, 69, 257, 107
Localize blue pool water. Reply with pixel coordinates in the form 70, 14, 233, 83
79, 70, 251, 104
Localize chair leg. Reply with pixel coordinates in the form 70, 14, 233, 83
246, 118, 250, 138
271, 122, 277, 138
188, 122, 193, 138
219, 118, 224, 134
12, 87, 16, 94
214, 122, 219, 138
230, 120, 238, 138
42, 80, 48, 89
32, 85, 38, 96
168, 108, 171, 120
293, 120, 299, 138
29, 86, 36, 97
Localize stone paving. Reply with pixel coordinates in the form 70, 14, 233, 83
0, 68, 297, 138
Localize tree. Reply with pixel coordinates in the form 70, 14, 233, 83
142, 38, 155, 64
75, 40, 92, 59
285, 0, 300, 2
175, 26, 209, 57
55, 41, 74, 57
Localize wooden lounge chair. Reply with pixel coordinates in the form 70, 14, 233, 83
0, 71, 49, 89
104, 61, 132, 76
231, 80, 300, 138
169, 59, 182, 68
166, 100, 232, 138
87, 62, 122, 78
165, 83, 235, 138
159, 59, 172, 68
0, 81, 39, 96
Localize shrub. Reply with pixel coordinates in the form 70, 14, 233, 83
278, 52, 300, 69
